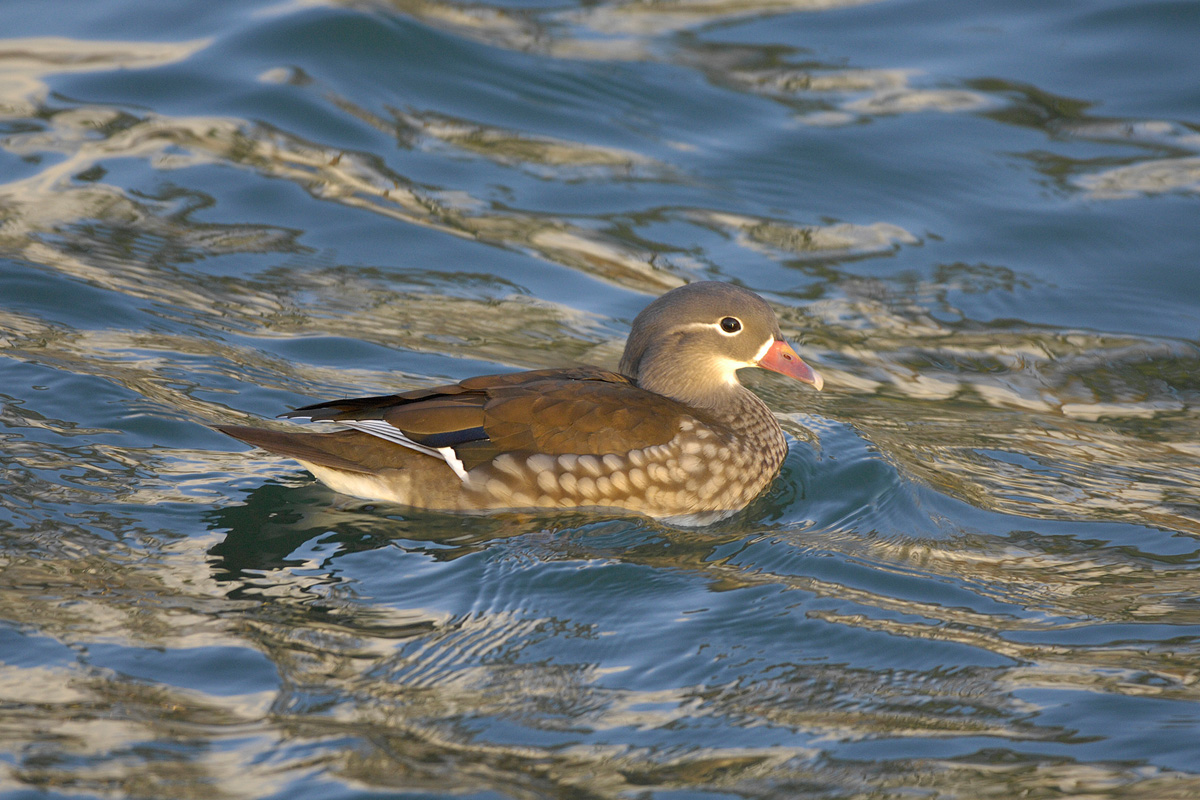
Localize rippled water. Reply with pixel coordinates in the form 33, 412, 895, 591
3, 0, 1200, 796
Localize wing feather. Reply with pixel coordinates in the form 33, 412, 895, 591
279, 366, 687, 475
337, 421, 469, 480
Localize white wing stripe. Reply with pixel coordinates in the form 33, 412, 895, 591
337, 420, 470, 482
436, 446, 469, 482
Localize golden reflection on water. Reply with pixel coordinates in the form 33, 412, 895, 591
391, 109, 672, 178
691, 211, 918, 259
7, 518, 1200, 797
1078, 156, 1200, 199
1, 101, 692, 293
0, 37, 210, 115
2, 12, 1200, 799
332, 0, 885, 59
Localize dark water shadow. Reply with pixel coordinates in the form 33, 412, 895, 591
204, 467, 814, 600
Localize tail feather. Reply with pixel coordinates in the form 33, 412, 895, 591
215, 425, 375, 474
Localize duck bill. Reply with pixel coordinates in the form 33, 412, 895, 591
758, 339, 823, 391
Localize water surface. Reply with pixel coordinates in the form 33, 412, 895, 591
2, 0, 1200, 796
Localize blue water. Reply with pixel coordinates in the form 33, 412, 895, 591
2, 0, 1200, 796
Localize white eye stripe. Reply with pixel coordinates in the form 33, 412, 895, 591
672, 320, 744, 336
672, 322, 723, 333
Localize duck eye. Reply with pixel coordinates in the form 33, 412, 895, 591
719, 317, 742, 334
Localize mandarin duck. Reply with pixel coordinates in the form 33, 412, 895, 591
218, 281, 823, 524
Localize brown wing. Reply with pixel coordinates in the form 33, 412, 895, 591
281, 366, 685, 469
